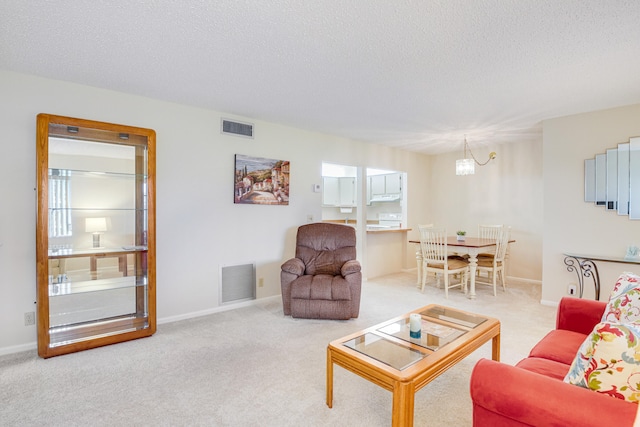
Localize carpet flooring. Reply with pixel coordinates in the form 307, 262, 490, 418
0, 272, 555, 426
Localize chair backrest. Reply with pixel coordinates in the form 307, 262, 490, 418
295, 223, 356, 275
419, 225, 448, 265
478, 224, 503, 241
494, 226, 511, 262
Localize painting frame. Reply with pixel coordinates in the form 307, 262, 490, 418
234, 154, 290, 205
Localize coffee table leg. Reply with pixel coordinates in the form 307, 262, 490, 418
492, 333, 501, 361
326, 347, 334, 408
391, 381, 414, 427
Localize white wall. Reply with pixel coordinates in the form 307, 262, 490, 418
0, 70, 438, 353
543, 103, 640, 304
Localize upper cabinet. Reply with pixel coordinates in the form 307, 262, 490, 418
323, 176, 356, 207
368, 173, 402, 203
36, 114, 156, 358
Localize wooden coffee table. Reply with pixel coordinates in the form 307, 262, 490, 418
326, 304, 500, 427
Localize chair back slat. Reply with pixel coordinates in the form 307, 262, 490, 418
478, 224, 503, 241
494, 226, 511, 262
419, 226, 448, 265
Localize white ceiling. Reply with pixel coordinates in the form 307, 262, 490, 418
3, 1, 640, 154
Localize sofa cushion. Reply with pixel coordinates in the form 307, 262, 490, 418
529, 329, 588, 365
516, 357, 571, 381
300, 249, 342, 275
602, 272, 640, 323
564, 321, 640, 402
471, 358, 638, 427
290, 275, 352, 301
290, 298, 353, 320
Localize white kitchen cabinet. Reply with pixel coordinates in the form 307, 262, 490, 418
323, 176, 356, 206
368, 173, 402, 203
385, 173, 402, 194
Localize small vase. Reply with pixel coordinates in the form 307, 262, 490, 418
457, 235, 465, 241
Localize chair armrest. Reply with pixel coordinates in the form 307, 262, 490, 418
470, 359, 636, 427
556, 296, 607, 334
281, 258, 305, 276
280, 258, 305, 316
341, 260, 361, 277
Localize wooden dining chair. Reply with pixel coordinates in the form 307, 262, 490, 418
477, 224, 504, 279
415, 224, 434, 287
478, 224, 503, 254
418, 226, 469, 298
476, 228, 510, 295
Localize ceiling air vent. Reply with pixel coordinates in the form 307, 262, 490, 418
221, 119, 254, 138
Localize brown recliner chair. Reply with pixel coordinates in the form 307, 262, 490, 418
281, 223, 362, 320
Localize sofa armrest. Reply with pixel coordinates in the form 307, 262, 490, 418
470, 358, 636, 427
341, 260, 361, 277
556, 296, 607, 334
281, 258, 305, 276
280, 258, 306, 316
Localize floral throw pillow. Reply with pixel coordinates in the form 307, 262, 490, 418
564, 321, 640, 402
601, 272, 640, 323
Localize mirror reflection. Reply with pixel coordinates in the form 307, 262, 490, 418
585, 136, 640, 218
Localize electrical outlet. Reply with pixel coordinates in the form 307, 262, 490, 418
24, 311, 35, 326
567, 284, 577, 296
258, 277, 264, 287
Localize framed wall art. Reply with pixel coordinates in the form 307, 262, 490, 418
234, 154, 290, 205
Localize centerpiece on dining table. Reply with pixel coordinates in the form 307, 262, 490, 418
456, 230, 466, 241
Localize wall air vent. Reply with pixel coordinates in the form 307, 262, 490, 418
221, 119, 254, 138
220, 263, 256, 305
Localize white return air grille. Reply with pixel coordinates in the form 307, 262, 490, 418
220, 263, 256, 305
221, 119, 254, 138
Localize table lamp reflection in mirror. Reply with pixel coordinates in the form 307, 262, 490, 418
85, 217, 107, 248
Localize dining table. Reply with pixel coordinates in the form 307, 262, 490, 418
409, 236, 515, 299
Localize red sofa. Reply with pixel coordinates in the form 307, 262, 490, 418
470, 297, 638, 427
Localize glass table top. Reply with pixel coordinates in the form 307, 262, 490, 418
340, 306, 488, 370
420, 306, 487, 328
378, 318, 465, 351
343, 333, 427, 370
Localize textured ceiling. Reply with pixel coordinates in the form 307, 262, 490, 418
2, 1, 640, 154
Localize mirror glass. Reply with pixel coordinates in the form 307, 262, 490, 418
585, 136, 640, 219
585, 159, 595, 202
606, 148, 617, 210
618, 143, 630, 215
630, 137, 640, 219
595, 153, 606, 206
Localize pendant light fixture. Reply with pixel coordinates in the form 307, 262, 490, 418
455, 136, 497, 175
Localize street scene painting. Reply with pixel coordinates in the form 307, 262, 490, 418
234, 154, 290, 205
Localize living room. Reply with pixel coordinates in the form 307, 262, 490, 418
0, 69, 548, 354
3, 2, 640, 425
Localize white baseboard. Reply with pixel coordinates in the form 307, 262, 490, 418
540, 299, 560, 307
505, 276, 542, 287
157, 295, 281, 325
0, 342, 37, 357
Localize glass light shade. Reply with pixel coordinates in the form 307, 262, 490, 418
456, 158, 475, 175
85, 217, 107, 233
